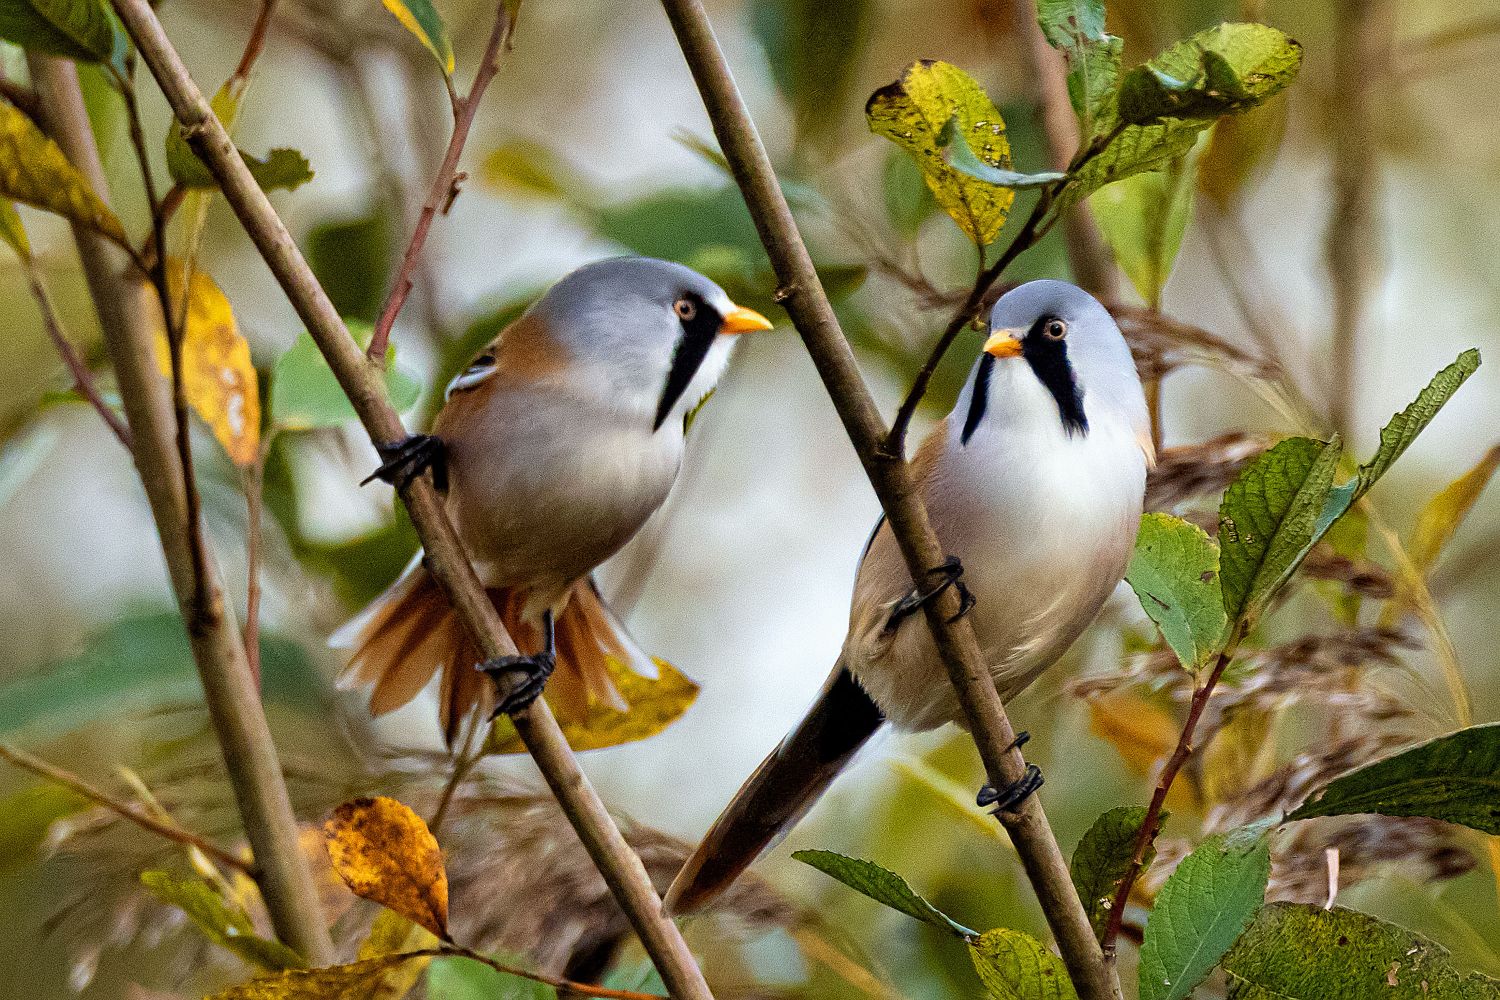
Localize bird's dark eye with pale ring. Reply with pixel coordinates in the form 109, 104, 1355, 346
1043, 318, 1067, 340
674, 298, 697, 321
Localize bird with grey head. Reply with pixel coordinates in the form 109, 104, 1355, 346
666, 279, 1152, 913
334, 256, 774, 742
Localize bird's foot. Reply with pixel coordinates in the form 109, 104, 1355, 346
479, 652, 556, 717
361, 434, 447, 491
976, 731, 1044, 815
884, 555, 976, 633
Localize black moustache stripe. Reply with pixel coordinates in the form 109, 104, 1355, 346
1023, 315, 1088, 436
961, 352, 995, 446
654, 294, 721, 430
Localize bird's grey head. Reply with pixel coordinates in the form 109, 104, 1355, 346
531, 256, 772, 430
958, 279, 1145, 445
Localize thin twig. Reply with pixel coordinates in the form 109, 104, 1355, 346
231, 0, 280, 87
108, 5, 714, 995
242, 435, 273, 686
0, 73, 43, 121
428, 701, 484, 835
1100, 635, 1241, 957
0, 742, 255, 877
655, 4, 1121, 999
29, 52, 335, 964
366, 2, 513, 361
1006, 0, 1118, 298
22, 259, 133, 449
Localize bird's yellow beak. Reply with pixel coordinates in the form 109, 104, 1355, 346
720, 303, 775, 335
983, 328, 1024, 358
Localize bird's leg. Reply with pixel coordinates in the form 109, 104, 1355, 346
976, 731, 1044, 815
361, 434, 448, 492
884, 555, 976, 633
480, 609, 557, 717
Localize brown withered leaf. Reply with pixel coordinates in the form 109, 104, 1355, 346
1301, 545, 1394, 599
324, 797, 448, 939
1146, 432, 1271, 511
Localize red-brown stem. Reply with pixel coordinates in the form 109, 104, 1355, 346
232, 0, 279, 87
1100, 645, 1236, 958
367, 3, 513, 360
0, 742, 255, 877
242, 436, 272, 686
24, 262, 134, 450
405, 947, 664, 1000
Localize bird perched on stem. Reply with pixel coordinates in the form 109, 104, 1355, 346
335, 257, 774, 742
666, 280, 1152, 913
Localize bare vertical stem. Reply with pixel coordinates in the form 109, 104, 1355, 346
366, 2, 512, 360
107, 5, 714, 995
654, 4, 1121, 999
1324, 0, 1392, 438
1007, 0, 1118, 298
27, 54, 335, 964
243, 437, 273, 685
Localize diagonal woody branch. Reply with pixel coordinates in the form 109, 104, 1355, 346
107, 3, 714, 997
655, 4, 1121, 1000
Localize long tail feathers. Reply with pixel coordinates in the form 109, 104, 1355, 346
334, 564, 636, 745
664, 667, 885, 915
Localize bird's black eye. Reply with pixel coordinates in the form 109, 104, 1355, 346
674, 297, 698, 321
1043, 318, 1067, 340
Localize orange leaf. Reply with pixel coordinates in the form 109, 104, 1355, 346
324, 796, 448, 939
1089, 690, 1198, 809
148, 261, 261, 466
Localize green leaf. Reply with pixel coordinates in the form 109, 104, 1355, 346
382, 0, 454, 75
1138, 828, 1271, 1000
0, 0, 118, 63
969, 927, 1079, 1000
1057, 23, 1301, 213
1218, 436, 1342, 629
0, 100, 126, 245
1034, 0, 1118, 134
1127, 513, 1226, 670
306, 211, 396, 324
140, 870, 306, 971
939, 117, 1067, 189
1287, 723, 1500, 834
270, 328, 421, 431
166, 85, 314, 194
750, 0, 874, 148
425, 954, 555, 1000
866, 60, 1015, 245
1070, 806, 1167, 941
1222, 903, 1500, 999
0, 200, 31, 259
0, 781, 89, 875
480, 139, 574, 201
1088, 141, 1198, 308
1116, 24, 1303, 127
1354, 349, 1481, 501
0, 613, 326, 734
792, 849, 977, 938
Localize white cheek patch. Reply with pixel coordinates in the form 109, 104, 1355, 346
446, 356, 497, 399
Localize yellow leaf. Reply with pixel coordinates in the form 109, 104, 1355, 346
355, 911, 439, 1000
0, 101, 127, 246
1198, 708, 1270, 805
866, 60, 1015, 245
381, 0, 455, 75
324, 797, 448, 939
204, 956, 420, 1000
147, 261, 262, 466
1088, 690, 1197, 809
0, 201, 30, 260
485, 657, 699, 755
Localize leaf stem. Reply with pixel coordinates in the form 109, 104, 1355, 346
366, 2, 513, 361
406, 946, 666, 1000
655, 4, 1120, 999
0, 742, 255, 877
1100, 633, 1241, 958
106, 5, 715, 995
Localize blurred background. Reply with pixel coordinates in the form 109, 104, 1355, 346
2, 0, 1499, 996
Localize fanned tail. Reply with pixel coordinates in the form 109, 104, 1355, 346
334, 565, 641, 745
663, 667, 885, 914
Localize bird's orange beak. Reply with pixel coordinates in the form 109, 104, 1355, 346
720, 303, 775, 335
983, 328, 1024, 358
